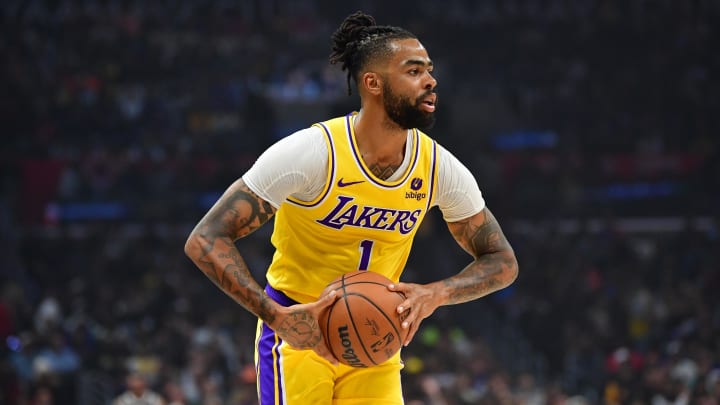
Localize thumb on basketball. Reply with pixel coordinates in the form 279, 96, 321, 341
317, 289, 338, 308
313, 290, 339, 365
313, 290, 338, 366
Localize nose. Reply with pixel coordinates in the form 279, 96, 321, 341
424, 72, 437, 90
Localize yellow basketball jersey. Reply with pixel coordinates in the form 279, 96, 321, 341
266, 113, 439, 304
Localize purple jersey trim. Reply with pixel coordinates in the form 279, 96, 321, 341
257, 285, 298, 404
345, 114, 420, 189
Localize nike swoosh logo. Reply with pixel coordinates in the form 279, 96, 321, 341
337, 178, 365, 187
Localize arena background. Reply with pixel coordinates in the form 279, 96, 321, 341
1, 1, 718, 404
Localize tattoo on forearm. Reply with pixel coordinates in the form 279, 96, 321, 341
446, 209, 518, 304
444, 254, 512, 304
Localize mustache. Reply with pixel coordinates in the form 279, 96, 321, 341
417, 90, 438, 105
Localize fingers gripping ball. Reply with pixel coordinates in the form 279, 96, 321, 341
319, 271, 409, 367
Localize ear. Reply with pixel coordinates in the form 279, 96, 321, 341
360, 72, 383, 96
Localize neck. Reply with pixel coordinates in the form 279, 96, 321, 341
353, 108, 408, 161
352, 108, 409, 181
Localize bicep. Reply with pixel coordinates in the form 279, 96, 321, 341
446, 207, 512, 258
242, 126, 328, 207
200, 178, 277, 240
434, 145, 485, 222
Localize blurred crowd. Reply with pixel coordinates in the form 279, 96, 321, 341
1, 0, 718, 404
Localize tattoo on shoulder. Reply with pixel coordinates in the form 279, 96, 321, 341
201, 182, 276, 241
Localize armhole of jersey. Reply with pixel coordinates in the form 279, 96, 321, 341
285, 122, 335, 207
426, 139, 439, 211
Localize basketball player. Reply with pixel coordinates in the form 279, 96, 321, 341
184, 11, 519, 404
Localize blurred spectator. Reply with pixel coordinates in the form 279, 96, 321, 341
112, 372, 165, 405
32, 331, 80, 403
28, 386, 54, 405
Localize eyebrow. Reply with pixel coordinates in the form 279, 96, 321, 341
402, 59, 434, 68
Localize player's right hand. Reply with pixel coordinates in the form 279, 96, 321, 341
270, 290, 339, 365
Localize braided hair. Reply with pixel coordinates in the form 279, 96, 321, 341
329, 11, 416, 95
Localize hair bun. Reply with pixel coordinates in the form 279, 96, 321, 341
329, 11, 414, 95
345, 11, 376, 42
331, 11, 376, 62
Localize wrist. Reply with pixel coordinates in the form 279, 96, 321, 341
258, 293, 285, 327
429, 280, 451, 307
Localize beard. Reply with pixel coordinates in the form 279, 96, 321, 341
382, 82, 436, 131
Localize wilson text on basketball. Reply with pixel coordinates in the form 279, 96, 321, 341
337, 325, 366, 368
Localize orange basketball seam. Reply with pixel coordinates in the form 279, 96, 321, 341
341, 272, 377, 366
344, 295, 379, 366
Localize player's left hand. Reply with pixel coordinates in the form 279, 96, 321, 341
387, 282, 443, 346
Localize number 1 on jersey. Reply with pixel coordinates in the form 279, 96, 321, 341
358, 240, 374, 271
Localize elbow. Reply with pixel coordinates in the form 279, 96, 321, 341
504, 252, 519, 287
184, 231, 199, 259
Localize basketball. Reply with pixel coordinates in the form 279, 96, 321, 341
319, 271, 409, 367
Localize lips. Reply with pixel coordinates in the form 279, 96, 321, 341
420, 94, 436, 112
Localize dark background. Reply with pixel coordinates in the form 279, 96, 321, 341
1, 0, 718, 404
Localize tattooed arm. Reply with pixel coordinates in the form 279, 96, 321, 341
443, 207, 518, 303
389, 207, 518, 345
184, 179, 338, 361
184, 179, 277, 320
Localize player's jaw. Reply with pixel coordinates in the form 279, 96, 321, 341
382, 83, 437, 130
